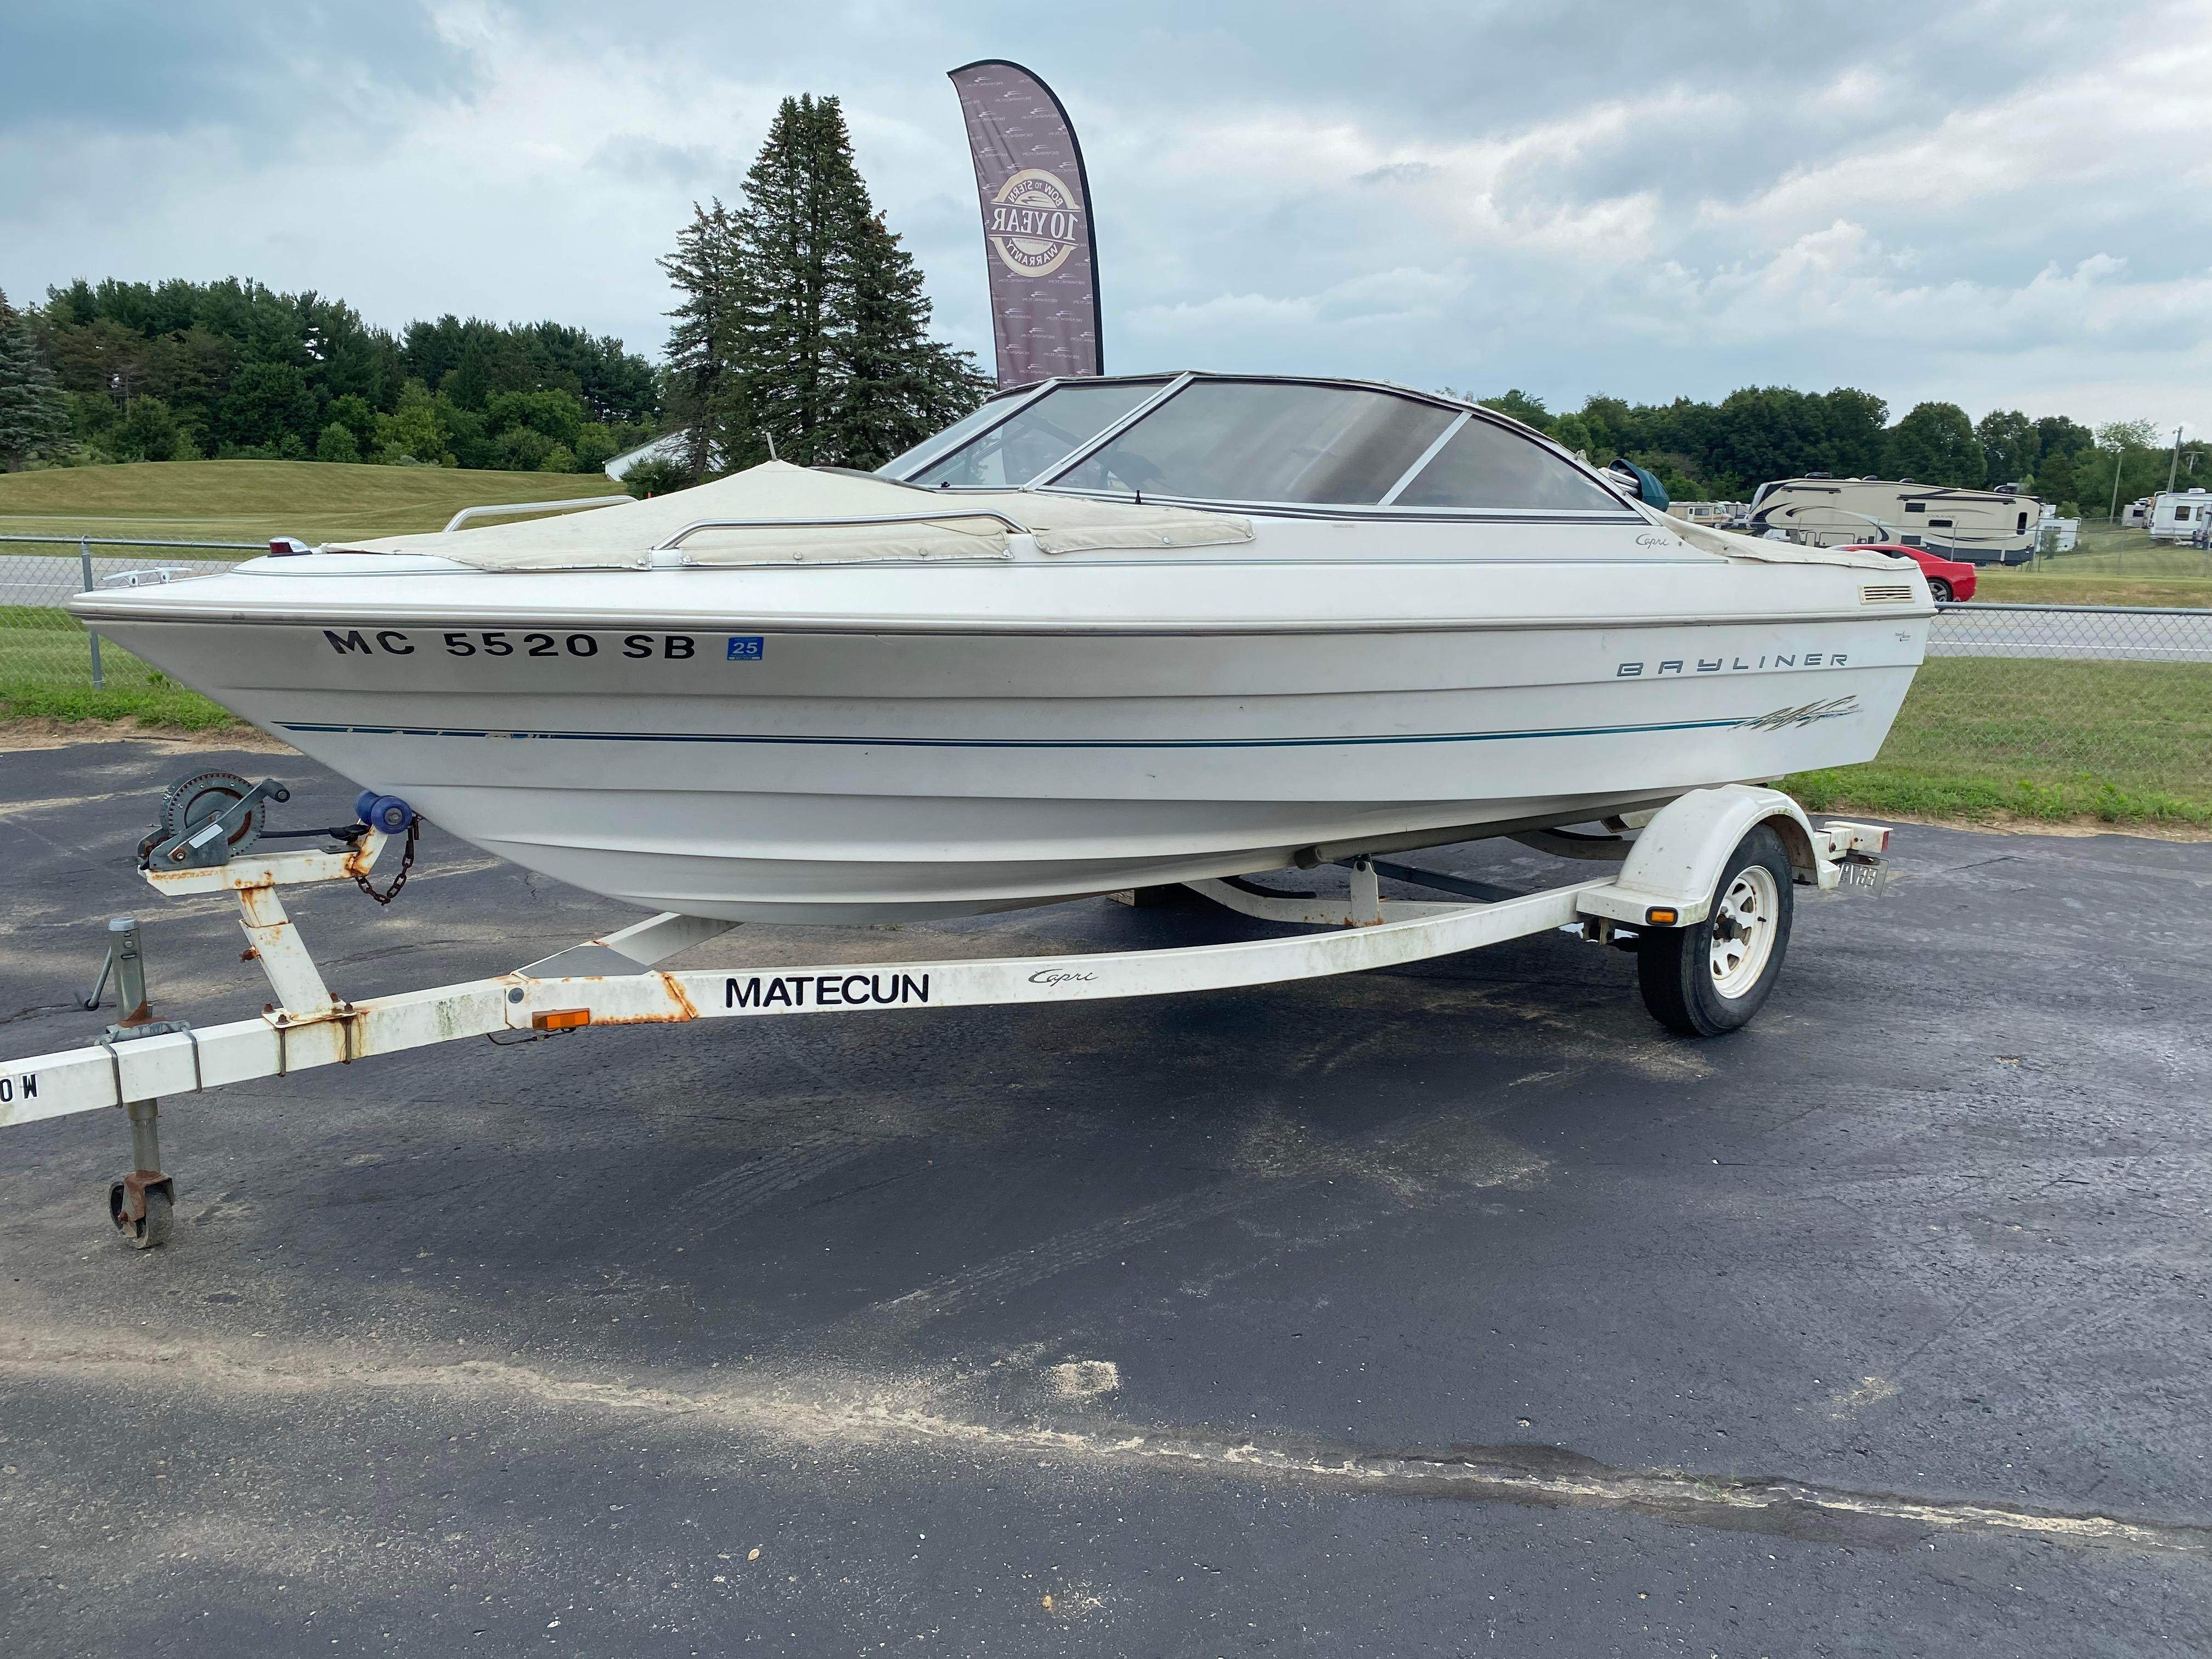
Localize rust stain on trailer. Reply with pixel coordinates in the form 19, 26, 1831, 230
518, 972, 701, 1026
661, 974, 699, 1022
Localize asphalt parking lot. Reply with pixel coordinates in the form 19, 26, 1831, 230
2, 740, 2208, 1657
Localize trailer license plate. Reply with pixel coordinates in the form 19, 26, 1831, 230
1835, 856, 1891, 896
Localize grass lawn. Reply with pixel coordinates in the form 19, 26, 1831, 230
1974, 571, 2212, 608
1787, 656, 2212, 827
2025, 523, 2212, 579
0, 460, 628, 734
0, 459, 625, 548
0, 608, 235, 728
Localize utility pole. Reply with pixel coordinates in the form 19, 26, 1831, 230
2108, 445, 2125, 523
2168, 425, 2185, 495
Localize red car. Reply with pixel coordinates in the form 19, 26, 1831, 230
1838, 543, 1977, 603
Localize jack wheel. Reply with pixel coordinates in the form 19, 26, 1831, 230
1636, 823, 1794, 1037
109, 1180, 174, 1250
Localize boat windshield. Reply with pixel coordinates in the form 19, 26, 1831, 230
1052, 381, 1454, 505
1390, 417, 1630, 512
889, 374, 1635, 514
877, 393, 1031, 478
906, 380, 1169, 489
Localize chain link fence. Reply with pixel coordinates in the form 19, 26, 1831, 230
2030, 516, 2212, 577
1814, 601, 2212, 821
1, 536, 251, 710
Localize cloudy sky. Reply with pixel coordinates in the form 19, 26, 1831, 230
4, 0, 2208, 429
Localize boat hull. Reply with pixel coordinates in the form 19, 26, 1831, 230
87, 606, 1923, 923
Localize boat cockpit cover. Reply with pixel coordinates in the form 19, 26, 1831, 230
1658, 513, 1917, 572
325, 461, 1254, 572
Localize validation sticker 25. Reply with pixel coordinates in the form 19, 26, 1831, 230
727, 636, 765, 661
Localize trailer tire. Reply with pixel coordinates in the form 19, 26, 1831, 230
1636, 823, 1794, 1037
108, 1181, 174, 1250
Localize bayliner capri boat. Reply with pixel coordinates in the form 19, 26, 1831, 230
72, 374, 1931, 925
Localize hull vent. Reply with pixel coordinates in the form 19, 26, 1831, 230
1859, 584, 1915, 604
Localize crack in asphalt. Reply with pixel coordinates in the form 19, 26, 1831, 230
3, 1331, 2205, 1566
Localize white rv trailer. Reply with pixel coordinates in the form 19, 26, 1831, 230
1664, 500, 1749, 528
2149, 488, 2212, 543
1747, 477, 2042, 565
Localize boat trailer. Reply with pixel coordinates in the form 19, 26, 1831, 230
1, 778, 1890, 1249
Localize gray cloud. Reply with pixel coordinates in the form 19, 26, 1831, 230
0, 0, 2205, 425
586, 134, 728, 187
0, 1, 472, 140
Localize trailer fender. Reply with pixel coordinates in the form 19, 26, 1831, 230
1576, 786, 1819, 927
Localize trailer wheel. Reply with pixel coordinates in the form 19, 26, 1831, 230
108, 1181, 174, 1250
1636, 823, 1794, 1037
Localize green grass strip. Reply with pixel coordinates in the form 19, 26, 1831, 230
1786, 656, 2212, 826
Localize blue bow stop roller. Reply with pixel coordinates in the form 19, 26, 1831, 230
356, 792, 415, 834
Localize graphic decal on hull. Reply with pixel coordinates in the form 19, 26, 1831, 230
1735, 696, 1861, 731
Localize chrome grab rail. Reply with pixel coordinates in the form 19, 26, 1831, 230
652, 509, 1032, 551
442, 496, 631, 534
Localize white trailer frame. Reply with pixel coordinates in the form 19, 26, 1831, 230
1, 786, 1891, 1242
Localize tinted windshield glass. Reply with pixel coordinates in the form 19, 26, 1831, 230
1051, 382, 1455, 504
878, 394, 1030, 477
1392, 417, 1631, 512
909, 382, 1166, 488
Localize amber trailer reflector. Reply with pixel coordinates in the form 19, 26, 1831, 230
1645, 906, 1679, 926
532, 1008, 591, 1031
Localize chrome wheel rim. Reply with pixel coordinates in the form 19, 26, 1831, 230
1709, 865, 1780, 999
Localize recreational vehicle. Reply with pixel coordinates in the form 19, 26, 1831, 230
2150, 488, 2212, 543
1747, 477, 2042, 565
1664, 500, 1750, 528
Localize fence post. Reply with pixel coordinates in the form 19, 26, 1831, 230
78, 537, 103, 689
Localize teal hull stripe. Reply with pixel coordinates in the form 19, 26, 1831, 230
279, 715, 1753, 751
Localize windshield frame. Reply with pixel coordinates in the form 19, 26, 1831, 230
882, 371, 1641, 521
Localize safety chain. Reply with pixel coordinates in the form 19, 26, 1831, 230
354, 818, 420, 906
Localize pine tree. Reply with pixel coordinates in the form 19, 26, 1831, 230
832, 209, 992, 466
0, 289, 73, 470
659, 199, 749, 479
659, 95, 986, 476
733, 95, 859, 466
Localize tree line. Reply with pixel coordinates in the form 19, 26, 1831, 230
1471, 386, 2207, 517
1, 277, 661, 475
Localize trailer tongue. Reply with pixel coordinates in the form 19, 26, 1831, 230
1, 772, 1891, 1251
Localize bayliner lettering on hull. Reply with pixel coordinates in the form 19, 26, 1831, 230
725, 973, 930, 1009
1615, 651, 1850, 677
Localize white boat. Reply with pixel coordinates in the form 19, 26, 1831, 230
71, 374, 1931, 925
